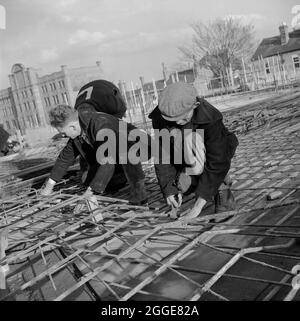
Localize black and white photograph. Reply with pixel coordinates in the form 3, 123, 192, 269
0, 0, 299, 308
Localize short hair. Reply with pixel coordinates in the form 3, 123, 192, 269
49, 105, 78, 128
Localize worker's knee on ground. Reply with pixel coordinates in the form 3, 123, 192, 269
177, 173, 192, 193
183, 131, 205, 174
81, 170, 88, 184
79, 157, 88, 171
105, 169, 127, 192
224, 174, 233, 186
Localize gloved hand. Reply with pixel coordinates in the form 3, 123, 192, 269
74, 187, 103, 222
83, 187, 99, 209
40, 178, 56, 196
180, 196, 207, 220
166, 194, 182, 208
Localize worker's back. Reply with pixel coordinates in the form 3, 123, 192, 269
74, 80, 127, 119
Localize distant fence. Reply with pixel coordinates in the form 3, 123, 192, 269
120, 59, 300, 132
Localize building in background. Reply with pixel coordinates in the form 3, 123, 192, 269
0, 61, 105, 135
0, 87, 19, 135
118, 65, 214, 119
252, 23, 300, 84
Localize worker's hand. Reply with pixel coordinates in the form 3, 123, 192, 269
74, 187, 100, 218
40, 178, 56, 196
166, 193, 182, 209
180, 196, 207, 220
74, 187, 93, 214
82, 186, 93, 199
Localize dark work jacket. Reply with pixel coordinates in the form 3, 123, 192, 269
50, 111, 150, 192
149, 98, 239, 201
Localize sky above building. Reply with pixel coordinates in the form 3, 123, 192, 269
0, 0, 299, 88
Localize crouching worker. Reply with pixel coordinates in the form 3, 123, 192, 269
40, 105, 149, 208
74, 79, 128, 184
149, 82, 239, 219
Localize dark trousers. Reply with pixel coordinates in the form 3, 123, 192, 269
82, 160, 145, 194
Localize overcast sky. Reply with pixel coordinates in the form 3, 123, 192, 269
0, 0, 299, 88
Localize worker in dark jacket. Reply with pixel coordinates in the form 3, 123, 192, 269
149, 82, 239, 219
74, 79, 127, 184
41, 105, 149, 205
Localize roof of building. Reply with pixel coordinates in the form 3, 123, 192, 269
138, 69, 196, 95
252, 28, 300, 60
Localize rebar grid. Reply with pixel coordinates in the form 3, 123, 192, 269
0, 92, 299, 301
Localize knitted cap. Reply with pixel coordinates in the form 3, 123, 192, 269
159, 82, 198, 121
75, 80, 127, 119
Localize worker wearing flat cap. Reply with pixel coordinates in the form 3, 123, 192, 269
149, 82, 239, 219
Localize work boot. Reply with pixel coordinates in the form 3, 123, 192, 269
128, 179, 148, 206
214, 188, 236, 214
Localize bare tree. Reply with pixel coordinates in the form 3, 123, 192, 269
179, 17, 257, 80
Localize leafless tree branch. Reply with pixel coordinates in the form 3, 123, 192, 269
178, 17, 257, 77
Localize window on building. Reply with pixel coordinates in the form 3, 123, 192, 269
53, 95, 59, 104
31, 116, 36, 127
27, 117, 32, 128
44, 97, 51, 107
12, 120, 17, 128
62, 92, 68, 104
30, 88, 33, 96
24, 103, 27, 111
32, 100, 36, 109
293, 56, 300, 69
6, 121, 11, 130
265, 62, 270, 74
36, 114, 41, 126
59, 80, 65, 88
50, 82, 56, 91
